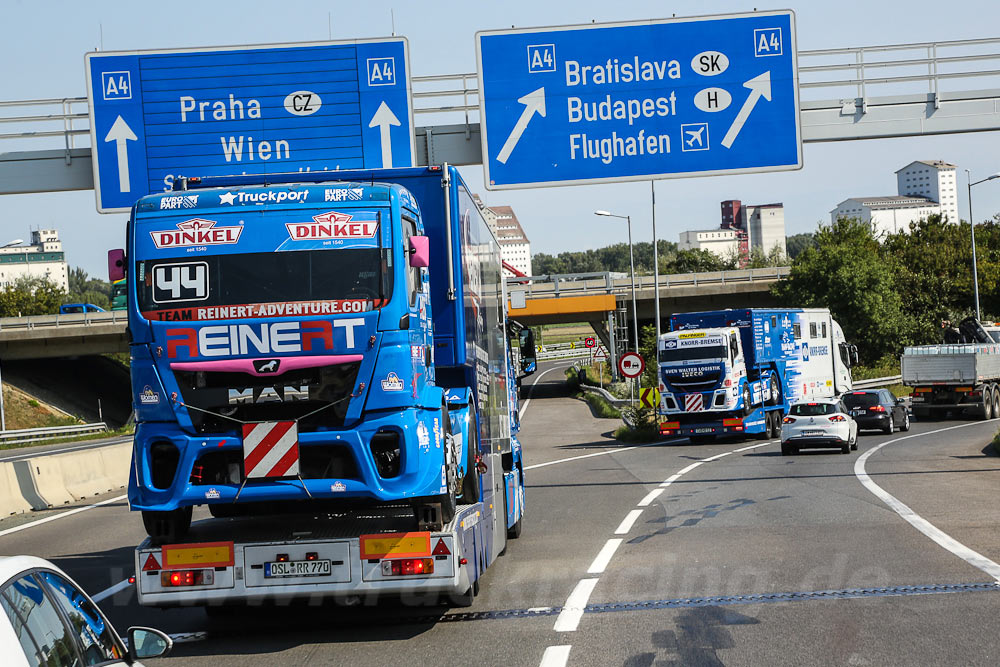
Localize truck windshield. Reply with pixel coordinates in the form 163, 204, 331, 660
135, 248, 391, 319
659, 346, 726, 363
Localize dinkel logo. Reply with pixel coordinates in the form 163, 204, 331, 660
253, 359, 280, 374
285, 211, 378, 241
150, 218, 242, 249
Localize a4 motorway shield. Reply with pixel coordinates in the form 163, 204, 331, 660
476, 10, 801, 189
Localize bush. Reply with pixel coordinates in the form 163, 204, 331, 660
613, 424, 660, 442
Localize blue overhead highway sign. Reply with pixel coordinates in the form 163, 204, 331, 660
476, 11, 801, 190
85, 38, 413, 212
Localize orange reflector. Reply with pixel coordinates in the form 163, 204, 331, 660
722, 418, 743, 427
142, 553, 161, 571
915, 388, 932, 393
956, 387, 973, 392
360, 532, 431, 560
161, 542, 234, 570
660, 421, 680, 430
431, 538, 451, 556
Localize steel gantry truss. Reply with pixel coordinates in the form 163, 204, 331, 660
2, 37, 1000, 194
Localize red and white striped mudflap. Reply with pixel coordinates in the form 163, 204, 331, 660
684, 393, 705, 412
242, 421, 299, 479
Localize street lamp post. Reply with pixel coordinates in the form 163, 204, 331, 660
966, 169, 1000, 321
595, 210, 639, 356
0, 238, 22, 431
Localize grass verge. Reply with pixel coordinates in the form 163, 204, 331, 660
612, 424, 661, 443
0, 426, 135, 451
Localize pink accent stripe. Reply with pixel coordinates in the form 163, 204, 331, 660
171, 354, 363, 377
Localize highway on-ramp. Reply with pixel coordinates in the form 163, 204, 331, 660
2, 360, 1000, 665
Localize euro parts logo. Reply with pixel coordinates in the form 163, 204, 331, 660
159, 194, 199, 210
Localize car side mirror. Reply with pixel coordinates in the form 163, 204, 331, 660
127, 627, 172, 661
108, 249, 126, 283
408, 235, 429, 268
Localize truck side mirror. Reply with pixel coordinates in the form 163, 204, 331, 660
408, 236, 429, 268
108, 249, 126, 282
519, 328, 537, 376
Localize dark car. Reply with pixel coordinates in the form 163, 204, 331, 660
842, 389, 909, 434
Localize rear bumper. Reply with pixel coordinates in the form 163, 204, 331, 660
852, 415, 890, 429
782, 435, 850, 449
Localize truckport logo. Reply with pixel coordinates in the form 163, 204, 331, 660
381, 372, 404, 391
285, 211, 379, 241
253, 359, 280, 374
139, 385, 160, 404
150, 218, 243, 249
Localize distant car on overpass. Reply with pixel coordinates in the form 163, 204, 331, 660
59, 303, 106, 314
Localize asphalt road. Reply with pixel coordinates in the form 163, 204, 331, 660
3, 360, 1000, 666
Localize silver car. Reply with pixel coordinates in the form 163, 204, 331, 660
781, 398, 858, 455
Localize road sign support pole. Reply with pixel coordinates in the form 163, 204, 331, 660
651, 181, 661, 421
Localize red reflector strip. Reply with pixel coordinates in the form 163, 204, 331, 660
381, 558, 435, 576
160, 569, 214, 587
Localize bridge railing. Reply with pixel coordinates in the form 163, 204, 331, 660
507, 266, 790, 300
0, 310, 127, 330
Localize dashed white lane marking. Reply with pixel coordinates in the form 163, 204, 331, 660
539, 645, 572, 667
553, 578, 599, 632
855, 421, 1000, 581
587, 539, 623, 575
615, 509, 644, 535
92, 578, 130, 603
0, 494, 127, 538
637, 488, 664, 507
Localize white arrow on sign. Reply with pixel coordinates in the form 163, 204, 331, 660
368, 101, 401, 168
104, 115, 137, 193
721, 71, 772, 149
496, 87, 546, 164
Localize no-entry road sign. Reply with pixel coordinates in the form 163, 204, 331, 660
619, 351, 645, 379
86, 38, 414, 212
477, 10, 800, 189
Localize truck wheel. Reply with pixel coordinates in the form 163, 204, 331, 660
983, 388, 995, 421
742, 386, 752, 416
142, 506, 192, 545
449, 578, 479, 607
460, 408, 481, 504
767, 375, 780, 406
440, 403, 459, 522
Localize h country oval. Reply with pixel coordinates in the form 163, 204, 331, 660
694, 87, 732, 112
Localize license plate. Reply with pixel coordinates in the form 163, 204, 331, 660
802, 430, 824, 436
264, 559, 332, 578
850, 410, 863, 416
694, 428, 714, 434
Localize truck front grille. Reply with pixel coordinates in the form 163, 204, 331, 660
173, 361, 362, 435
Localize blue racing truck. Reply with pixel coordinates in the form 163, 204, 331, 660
109, 166, 531, 607
657, 308, 857, 443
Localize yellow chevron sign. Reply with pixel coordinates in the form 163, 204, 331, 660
639, 387, 661, 408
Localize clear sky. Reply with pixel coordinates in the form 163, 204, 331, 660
3, 0, 1000, 278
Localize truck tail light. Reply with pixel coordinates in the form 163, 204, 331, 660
160, 569, 214, 587
782, 416, 796, 424
722, 418, 743, 427
828, 415, 847, 422
381, 558, 435, 576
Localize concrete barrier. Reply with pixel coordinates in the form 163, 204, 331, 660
13, 442, 132, 510
0, 462, 32, 516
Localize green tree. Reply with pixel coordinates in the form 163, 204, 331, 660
785, 233, 816, 259
773, 217, 911, 363
67, 266, 112, 309
0, 276, 66, 316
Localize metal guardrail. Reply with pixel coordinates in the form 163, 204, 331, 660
4, 37, 1000, 151
852, 375, 903, 389
508, 267, 789, 300
0, 422, 108, 445
0, 310, 127, 331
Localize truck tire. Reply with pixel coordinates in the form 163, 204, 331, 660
767, 375, 781, 406
981, 390, 993, 421
440, 403, 458, 523
142, 506, 192, 545
460, 408, 481, 505
742, 386, 752, 416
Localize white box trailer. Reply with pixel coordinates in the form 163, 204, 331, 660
902, 343, 1000, 419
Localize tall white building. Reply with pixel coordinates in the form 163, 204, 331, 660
0, 229, 69, 292
678, 229, 739, 259
896, 160, 959, 223
473, 196, 533, 277
832, 159, 958, 235
745, 203, 787, 257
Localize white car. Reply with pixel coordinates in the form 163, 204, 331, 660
781, 398, 858, 455
0, 555, 172, 666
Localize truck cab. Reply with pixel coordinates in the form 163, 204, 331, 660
658, 327, 749, 414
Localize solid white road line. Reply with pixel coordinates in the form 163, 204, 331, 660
92, 578, 131, 603
539, 645, 572, 667
524, 446, 641, 471
855, 421, 1000, 581
587, 539, 623, 574
519, 363, 574, 421
553, 578, 599, 632
615, 509, 644, 535
0, 494, 127, 538
637, 488, 664, 507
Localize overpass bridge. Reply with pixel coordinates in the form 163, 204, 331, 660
0, 267, 787, 360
